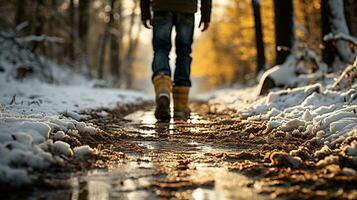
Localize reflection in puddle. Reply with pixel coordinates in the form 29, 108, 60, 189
137, 141, 155, 150
124, 109, 210, 139
15, 108, 263, 200
124, 110, 157, 125
188, 112, 210, 124
188, 141, 214, 152
66, 164, 262, 200
194, 168, 263, 200
193, 188, 219, 200
124, 109, 209, 125
125, 109, 237, 155
135, 140, 218, 153
69, 163, 156, 200
48, 165, 261, 200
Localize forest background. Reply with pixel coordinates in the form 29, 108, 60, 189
1, 0, 356, 92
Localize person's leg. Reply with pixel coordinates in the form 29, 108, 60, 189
152, 11, 174, 79
173, 13, 195, 87
152, 11, 174, 120
172, 13, 195, 119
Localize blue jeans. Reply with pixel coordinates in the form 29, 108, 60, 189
152, 11, 195, 87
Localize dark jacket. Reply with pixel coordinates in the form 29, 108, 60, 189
140, 0, 212, 22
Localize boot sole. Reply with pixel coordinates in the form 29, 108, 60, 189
155, 95, 170, 120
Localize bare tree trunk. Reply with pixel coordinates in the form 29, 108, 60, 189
321, 0, 336, 67
32, 0, 46, 52
15, 0, 27, 26
344, 0, 357, 37
98, 0, 114, 79
123, 0, 140, 88
68, 0, 76, 64
109, 0, 122, 83
322, 0, 355, 68
47, 0, 57, 59
123, 32, 141, 88
273, 0, 295, 65
98, 33, 108, 79
78, 0, 91, 74
252, 0, 265, 75
302, 0, 311, 37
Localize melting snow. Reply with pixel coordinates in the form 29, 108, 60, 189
0, 71, 149, 186
206, 69, 357, 166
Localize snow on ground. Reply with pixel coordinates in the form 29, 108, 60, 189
0, 70, 149, 186
243, 83, 357, 146
205, 70, 357, 161
201, 86, 262, 112
0, 78, 147, 115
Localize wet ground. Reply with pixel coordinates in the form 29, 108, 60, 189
78, 102, 265, 199
4, 102, 357, 200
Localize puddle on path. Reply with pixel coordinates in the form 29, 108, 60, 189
10, 108, 266, 200
123, 110, 241, 154
23, 164, 262, 200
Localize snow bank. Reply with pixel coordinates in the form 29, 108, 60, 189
0, 78, 147, 116
241, 83, 357, 147
0, 30, 150, 186
208, 80, 356, 149
207, 67, 357, 167
0, 68, 149, 187
0, 114, 81, 185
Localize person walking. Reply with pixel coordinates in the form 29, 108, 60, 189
140, 0, 212, 120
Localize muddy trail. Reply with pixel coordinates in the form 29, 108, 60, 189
5, 102, 357, 200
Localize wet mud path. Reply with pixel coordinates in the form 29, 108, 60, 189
6, 102, 357, 200
83, 102, 266, 199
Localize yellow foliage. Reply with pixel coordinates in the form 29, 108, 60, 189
192, 0, 260, 89
192, 0, 322, 90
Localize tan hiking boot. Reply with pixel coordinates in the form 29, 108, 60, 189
153, 74, 172, 120
173, 86, 191, 119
